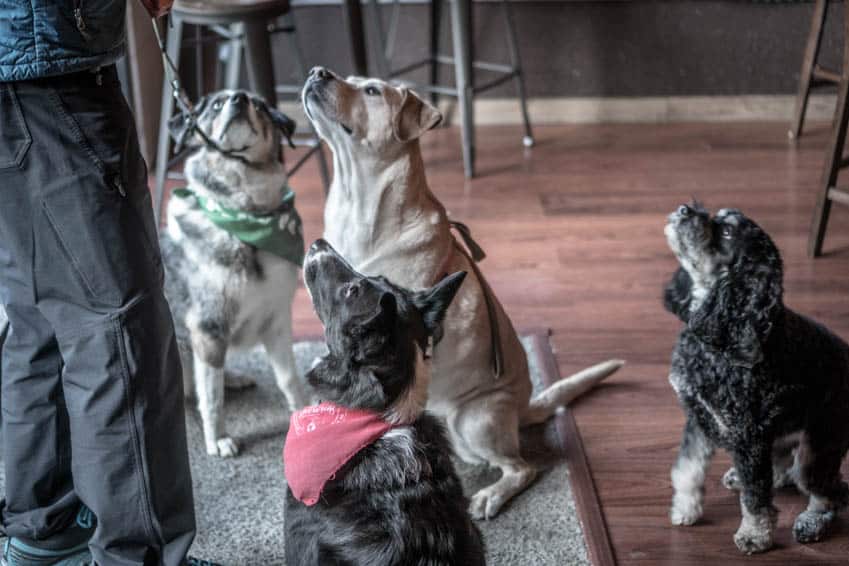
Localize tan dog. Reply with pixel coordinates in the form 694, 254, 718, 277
303, 67, 624, 518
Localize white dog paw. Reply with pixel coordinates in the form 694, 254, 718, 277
469, 488, 507, 521
734, 522, 774, 554
225, 373, 256, 390
670, 495, 702, 526
722, 467, 742, 491
207, 437, 240, 458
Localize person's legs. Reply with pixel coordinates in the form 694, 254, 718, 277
2, 68, 196, 565
0, 83, 84, 550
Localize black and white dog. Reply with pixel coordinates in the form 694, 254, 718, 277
664, 202, 849, 554
284, 239, 485, 566
161, 89, 308, 457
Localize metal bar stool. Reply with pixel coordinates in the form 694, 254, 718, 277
805, 2, 849, 256
368, 0, 534, 178
153, 0, 329, 225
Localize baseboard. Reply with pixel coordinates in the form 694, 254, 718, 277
280, 94, 838, 126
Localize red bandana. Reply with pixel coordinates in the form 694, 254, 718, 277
283, 402, 394, 506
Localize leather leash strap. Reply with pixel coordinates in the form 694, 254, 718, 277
449, 221, 504, 379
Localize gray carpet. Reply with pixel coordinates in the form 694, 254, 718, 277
0, 330, 590, 566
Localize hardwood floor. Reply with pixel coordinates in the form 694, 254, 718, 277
265, 121, 849, 564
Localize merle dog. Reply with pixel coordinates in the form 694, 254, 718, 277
162, 89, 307, 457
663, 202, 849, 554
284, 239, 485, 566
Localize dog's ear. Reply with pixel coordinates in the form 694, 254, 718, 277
168, 95, 208, 151
392, 88, 443, 142
688, 260, 782, 369
268, 107, 297, 149
413, 271, 467, 343
663, 268, 692, 322
355, 292, 398, 339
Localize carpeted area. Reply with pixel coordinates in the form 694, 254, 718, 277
0, 330, 590, 566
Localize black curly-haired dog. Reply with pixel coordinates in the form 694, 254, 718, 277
663, 202, 849, 554
284, 239, 485, 566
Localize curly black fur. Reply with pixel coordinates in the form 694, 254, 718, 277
663, 203, 849, 554
285, 240, 485, 566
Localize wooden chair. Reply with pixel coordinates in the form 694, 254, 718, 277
791, 0, 849, 256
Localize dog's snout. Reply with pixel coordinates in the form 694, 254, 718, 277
231, 91, 248, 106
310, 239, 330, 254
310, 67, 332, 81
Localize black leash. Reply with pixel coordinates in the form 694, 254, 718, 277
151, 17, 262, 166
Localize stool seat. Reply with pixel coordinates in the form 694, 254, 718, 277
173, 0, 289, 23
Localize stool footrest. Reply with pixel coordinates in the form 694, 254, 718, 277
827, 187, 849, 207
812, 65, 842, 85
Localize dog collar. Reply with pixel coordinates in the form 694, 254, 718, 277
173, 187, 304, 267
283, 402, 394, 506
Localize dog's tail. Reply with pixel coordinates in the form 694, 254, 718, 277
521, 359, 624, 426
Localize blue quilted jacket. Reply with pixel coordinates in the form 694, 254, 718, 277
0, 0, 126, 81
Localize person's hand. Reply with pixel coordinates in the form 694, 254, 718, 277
138, 0, 173, 18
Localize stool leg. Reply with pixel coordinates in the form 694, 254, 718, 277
285, 13, 332, 192
430, 0, 442, 106
225, 23, 244, 90
342, 0, 370, 76
450, 0, 475, 178
809, 5, 849, 257
501, 0, 533, 147
154, 17, 184, 228
791, 0, 829, 140
368, 0, 390, 78
243, 19, 277, 105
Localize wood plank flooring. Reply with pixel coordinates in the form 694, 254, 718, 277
258, 121, 849, 564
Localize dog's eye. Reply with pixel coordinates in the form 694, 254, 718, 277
364, 86, 380, 97
344, 283, 360, 299
720, 225, 733, 239
212, 100, 223, 111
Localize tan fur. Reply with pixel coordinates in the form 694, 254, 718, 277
303, 68, 623, 518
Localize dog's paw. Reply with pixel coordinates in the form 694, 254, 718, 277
670, 503, 702, 526
734, 522, 774, 554
469, 487, 507, 521
793, 510, 834, 543
225, 373, 256, 390
722, 467, 742, 491
670, 493, 703, 526
207, 437, 240, 458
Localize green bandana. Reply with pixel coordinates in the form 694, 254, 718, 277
173, 187, 305, 267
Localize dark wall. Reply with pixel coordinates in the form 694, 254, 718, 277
273, 1, 843, 98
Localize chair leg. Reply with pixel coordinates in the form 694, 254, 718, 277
791, 0, 829, 140
430, 0, 442, 106
809, 4, 849, 257
154, 17, 184, 228
450, 0, 475, 178
501, 0, 533, 147
243, 19, 278, 106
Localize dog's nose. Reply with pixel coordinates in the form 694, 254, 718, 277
308, 239, 330, 256
310, 66, 331, 81
231, 92, 247, 106
678, 204, 691, 217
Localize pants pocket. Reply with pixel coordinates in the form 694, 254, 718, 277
0, 85, 32, 170
37, 79, 163, 308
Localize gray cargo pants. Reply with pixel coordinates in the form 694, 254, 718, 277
0, 66, 196, 566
